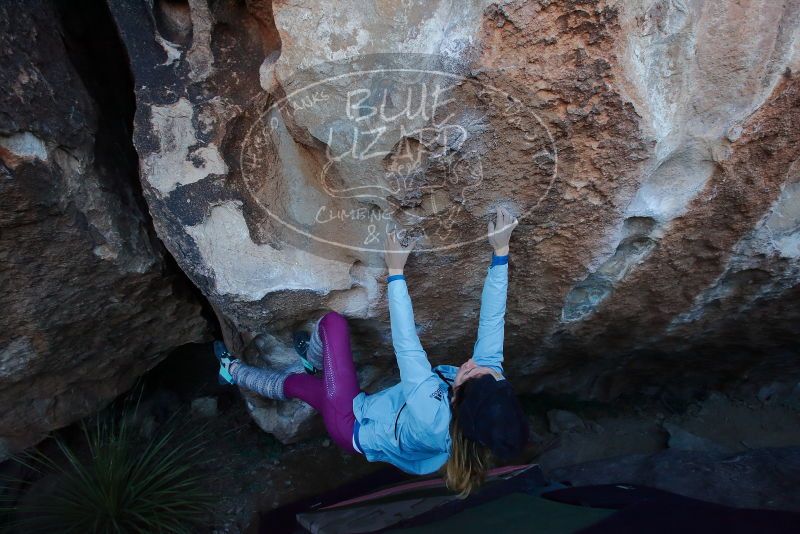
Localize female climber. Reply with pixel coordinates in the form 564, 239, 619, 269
213, 207, 528, 496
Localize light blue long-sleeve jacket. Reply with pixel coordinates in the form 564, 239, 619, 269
351, 255, 508, 475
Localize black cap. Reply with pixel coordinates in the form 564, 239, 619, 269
457, 374, 528, 460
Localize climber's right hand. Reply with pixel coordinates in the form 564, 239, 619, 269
488, 206, 518, 256
384, 230, 414, 276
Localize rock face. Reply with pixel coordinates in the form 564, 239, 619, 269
0, 0, 209, 456
107, 0, 800, 441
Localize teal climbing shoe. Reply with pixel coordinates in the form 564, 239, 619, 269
213, 340, 236, 385
293, 331, 319, 375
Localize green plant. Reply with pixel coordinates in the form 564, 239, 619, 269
1, 401, 213, 533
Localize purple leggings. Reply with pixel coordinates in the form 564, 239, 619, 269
284, 312, 362, 454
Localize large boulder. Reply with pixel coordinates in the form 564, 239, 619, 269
108, 0, 800, 441
0, 0, 209, 456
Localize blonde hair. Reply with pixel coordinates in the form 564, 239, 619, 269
442, 387, 493, 498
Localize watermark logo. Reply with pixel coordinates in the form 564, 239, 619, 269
240, 54, 557, 260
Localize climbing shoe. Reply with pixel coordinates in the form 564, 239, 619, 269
293, 331, 319, 375
213, 340, 237, 385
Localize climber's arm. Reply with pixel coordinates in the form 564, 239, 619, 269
471, 257, 508, 374
385, 232, 432, 397
388, 274, 433, 396
472, 207, 518, 374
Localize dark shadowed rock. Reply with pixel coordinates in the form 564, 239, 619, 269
0, 0, 209, 456
547, 409, 587, 434
550, 447, 800, 512
663, 422, 731, 455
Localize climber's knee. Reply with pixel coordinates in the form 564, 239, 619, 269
319, 311, 347, 333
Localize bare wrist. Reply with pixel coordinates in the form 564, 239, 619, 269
388, 268, 404, 276
493, 246, 509, 256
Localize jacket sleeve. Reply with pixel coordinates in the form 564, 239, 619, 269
388, 276, 435, 398
471, 256, 508, 374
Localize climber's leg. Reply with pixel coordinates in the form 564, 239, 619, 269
228, 360, 300, 400
306, 315, 325, 369
284, 311, 361, 454
282, 373, 325, 410
215, 342, 326, 407
215, 337, 304, 396
214, 314, 361, 454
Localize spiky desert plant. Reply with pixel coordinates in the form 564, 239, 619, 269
1, 401, 213, 533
